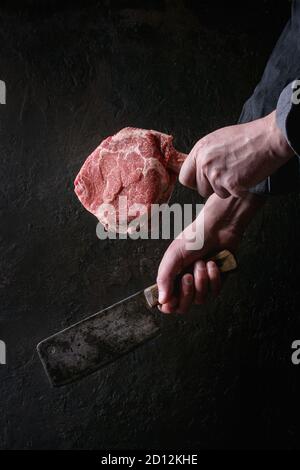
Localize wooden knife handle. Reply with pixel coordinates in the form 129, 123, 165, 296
144, 249, 237, 308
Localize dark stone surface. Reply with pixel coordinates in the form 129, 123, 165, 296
1, 0, 300, 450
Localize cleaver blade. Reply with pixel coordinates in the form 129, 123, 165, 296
37, 250, 237, 387
37, 289, 160, 387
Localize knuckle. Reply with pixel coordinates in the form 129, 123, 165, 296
201, 159, 210, 176
195, 259, 205, 269
207, 260, 218, 271
194, 265, 207, 293
225, 175, 240, 195
210, 167, 221, 182
194, 260, 206, 275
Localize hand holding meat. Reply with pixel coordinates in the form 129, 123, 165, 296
179, 111, 294, 198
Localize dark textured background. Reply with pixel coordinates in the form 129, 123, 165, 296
1, 0, 300, 450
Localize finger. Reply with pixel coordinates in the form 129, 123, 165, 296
212, 186, 231, 199
208, 173, 231, 199
198, 171, 214, 198
179, 152, 197, 190
206, 261, 221, 296
180, 145, 214, 198
158, 296, 179, 315
157, 215, 209, 305
157, 240, 185, 304
175, 273, 194, 314
210, 172, 247, 198
211, 178, 242, 199
193, 260, 208, 304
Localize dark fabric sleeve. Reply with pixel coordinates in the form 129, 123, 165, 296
276, 79, 300, 156
239, 0, 300, 195
249, 81, 300, 196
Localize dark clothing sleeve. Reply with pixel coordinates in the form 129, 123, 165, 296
239, 1, 300, 195
276, 80, 300, 157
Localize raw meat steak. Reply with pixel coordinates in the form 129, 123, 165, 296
74, 127, 186, 233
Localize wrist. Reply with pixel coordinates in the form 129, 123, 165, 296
226, 193, 265, 234
264, 111, 294, 161
205, 192, 264, 236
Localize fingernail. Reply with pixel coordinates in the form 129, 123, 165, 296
184, 276, 193, 286
196, 260, 206, 271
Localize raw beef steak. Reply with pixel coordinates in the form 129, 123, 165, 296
74, 127, 186, 233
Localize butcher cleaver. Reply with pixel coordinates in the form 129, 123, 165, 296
37, 249, 236, 386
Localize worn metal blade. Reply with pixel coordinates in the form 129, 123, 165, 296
37, 290, 161, 387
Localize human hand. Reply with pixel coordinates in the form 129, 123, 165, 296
179, 111, 294, 198
156, 193, 263, 314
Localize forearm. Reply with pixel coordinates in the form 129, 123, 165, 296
204, 192, 265, 241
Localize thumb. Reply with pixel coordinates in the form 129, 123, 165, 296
157, 239, 185, 304
179, 151, 197, 190
157, 228, 204, 304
